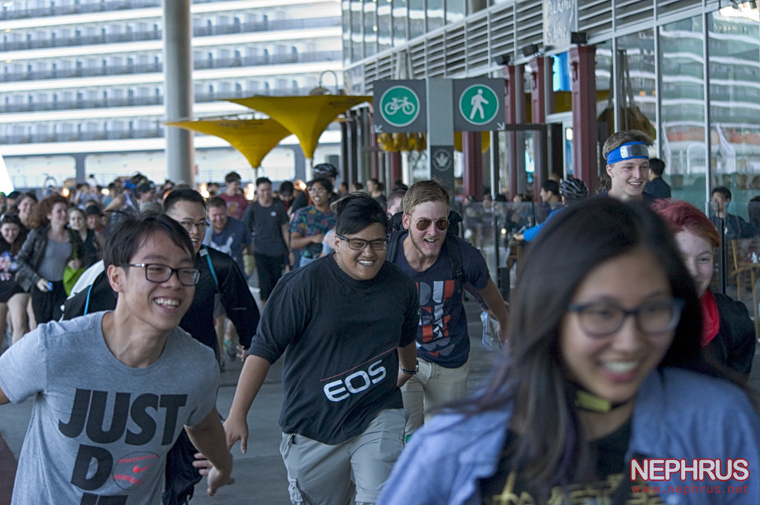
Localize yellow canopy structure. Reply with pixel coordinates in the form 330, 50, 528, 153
165, 119, 292, 169
227, 95, 372, 160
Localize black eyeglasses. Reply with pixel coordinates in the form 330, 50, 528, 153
410, 217, 450, 231
567, 299, 684, 337
125, 263, 201, 286
178, 220, 210, 233
336, 234, 389, 251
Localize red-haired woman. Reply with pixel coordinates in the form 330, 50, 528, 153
653, 198, 755, 383
17, 195, 85, 327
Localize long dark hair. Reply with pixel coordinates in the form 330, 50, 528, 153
0, 214, 26, 254
467, 198, 705, 498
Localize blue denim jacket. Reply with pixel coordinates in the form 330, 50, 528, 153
378, 368, 760, 505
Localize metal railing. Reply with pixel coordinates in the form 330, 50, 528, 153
0, 17, 340, 52
0, 0, 160, 21
0, 127, 163, 144
0, 86, 328, 113
0, 50, 341, 83
0, 109, 342, 144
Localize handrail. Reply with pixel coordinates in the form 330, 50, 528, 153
0, 17, 340, 52
0, 86, 328, 113
0, 50, 341, 83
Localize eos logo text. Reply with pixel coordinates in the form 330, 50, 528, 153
323, 361, 386, 402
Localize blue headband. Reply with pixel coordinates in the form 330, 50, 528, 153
607, 142, 649, 164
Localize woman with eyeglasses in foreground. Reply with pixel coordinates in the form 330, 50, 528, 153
377, 198, 760, 505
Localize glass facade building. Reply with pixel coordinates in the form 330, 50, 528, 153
342, 0, 760, 216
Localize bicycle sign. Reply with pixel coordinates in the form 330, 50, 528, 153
380, 87, 419, 127
373, 80, 427, 133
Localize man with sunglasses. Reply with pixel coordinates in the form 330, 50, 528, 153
225, 193, 419, 505
0, 213, 234, 504
392, 179, 509, 438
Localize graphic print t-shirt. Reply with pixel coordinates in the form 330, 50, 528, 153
393, 233, 490, 368
289, 206, 336, 259
0, 312, 219, 505
479, 421, 665, 505
204, 216, 251, 274
219, 193, 249, 220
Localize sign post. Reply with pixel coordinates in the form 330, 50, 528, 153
427, 78, 455, 192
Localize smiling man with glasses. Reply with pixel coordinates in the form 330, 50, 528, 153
391, 179, 510, 440
59, 189, 260, 505
226, 193, 419, 505
0, 213, 234, 503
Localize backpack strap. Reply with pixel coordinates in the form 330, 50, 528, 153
201, 245, 219, 289
83, 283, 94, 316
386, 228, 405, 264
444, 235, 465, 285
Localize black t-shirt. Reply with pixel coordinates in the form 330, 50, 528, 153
244, 200, 289, 257
248, 253, 419, 444
480, 420, 664, 504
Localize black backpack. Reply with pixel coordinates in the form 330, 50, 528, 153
386, 210, 465, 285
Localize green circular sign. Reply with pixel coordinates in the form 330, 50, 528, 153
379, 86, 420, 127
459, 84, 499, 125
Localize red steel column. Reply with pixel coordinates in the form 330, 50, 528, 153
389, 151, 402, 184
369, 111, 379, 182
529, 57, 547, 201
570, 45, 598, 193
503, 64, 524, 201
462, 132, 483, 198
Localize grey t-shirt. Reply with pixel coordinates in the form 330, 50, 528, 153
37, 237, 73, 282
0, 312, 219, 505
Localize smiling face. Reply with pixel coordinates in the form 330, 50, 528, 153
257, 182, 272, 205
1, 223, 19, 245
69, 209, 85, 231
207, 205, 228, 233
675, 230, 714, 297
48, 202, 69, 228
333, 222, 387, 281
109, 231, 195, 336
226, 179, 241, 196
560, 250, 675, 405
402, 200, 449, 260
308, 182, 329, 208
87, 214, 101, 230
17, 196, 35, 221
165, 200, 206, 255
606, 158, 650, 201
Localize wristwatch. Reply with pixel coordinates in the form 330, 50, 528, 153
400, 361, 419, 375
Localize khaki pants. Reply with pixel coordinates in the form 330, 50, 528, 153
400, 357, 470, 437
280, 408, 407, 505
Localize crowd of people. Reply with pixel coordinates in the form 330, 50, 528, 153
0, 128, 758, 505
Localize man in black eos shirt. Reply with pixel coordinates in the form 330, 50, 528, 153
225, 193, 419, 505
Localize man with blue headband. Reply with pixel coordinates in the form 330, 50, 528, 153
601, 130, 658, 203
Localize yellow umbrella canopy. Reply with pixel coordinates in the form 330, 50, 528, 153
454, 131, 491, 153
227, 95, 372, 160
165, 119, 292, 169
